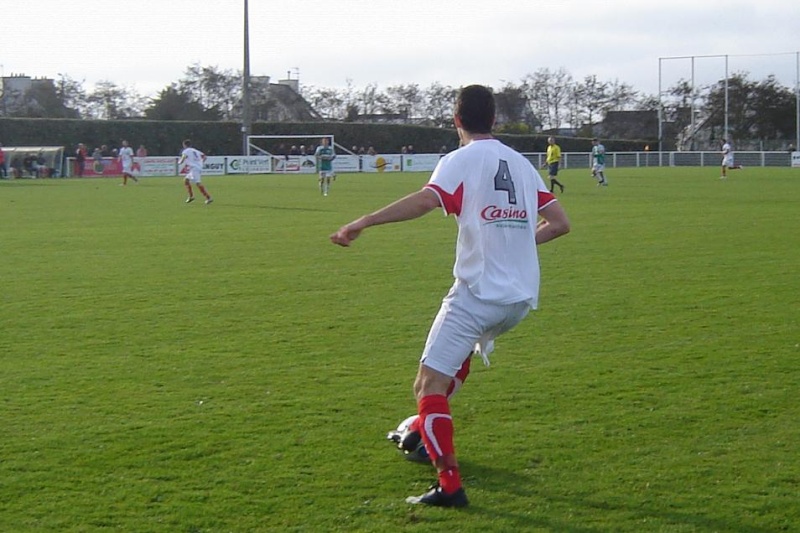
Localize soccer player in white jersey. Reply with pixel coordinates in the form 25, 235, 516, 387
178, 139, 213, 204
118, 140, 138, 185
720, 138, 743, 179
331, 85, 571, 508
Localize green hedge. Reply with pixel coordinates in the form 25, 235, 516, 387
0, 118, 646, 156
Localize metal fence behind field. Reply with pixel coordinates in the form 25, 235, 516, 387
522, 151, 797, 169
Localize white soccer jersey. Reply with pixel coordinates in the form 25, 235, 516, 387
119, 146, 134, 165
181, 147, 205, 170
424, 138, 556, 309
722, 142, 735, 165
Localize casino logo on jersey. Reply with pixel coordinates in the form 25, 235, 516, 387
480, 205, 529, 228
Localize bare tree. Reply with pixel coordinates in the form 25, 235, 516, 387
385, 83, 424, 119
494, 82, 529, 127
548, 67, 573, 130
604, 79, 638, 113
423, 82, 456, 128
523, 69, 553, 130
55, 73, 87, 117
522, 67, 573, 130
359, 83, 380, 116
578, 75, 610, 127
85, 81, 145, 119
302, 86, 346, 120
179, 63, 242, 120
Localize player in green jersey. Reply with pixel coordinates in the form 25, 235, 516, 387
591, 138, 608, 186
315, 137, 336, 196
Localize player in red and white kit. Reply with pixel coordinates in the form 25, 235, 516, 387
179, 139, 213, 204
118, 140, 138, 185
331, 85, 570, 508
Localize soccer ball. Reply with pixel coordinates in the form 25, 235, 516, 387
386, 414, 430, 463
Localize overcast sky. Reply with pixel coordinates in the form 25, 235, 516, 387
4, 0, 800, 99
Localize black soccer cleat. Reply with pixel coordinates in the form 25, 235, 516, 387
406, 482, 469, 508
399, 430, 422, 453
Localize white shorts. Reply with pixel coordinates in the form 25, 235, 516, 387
184, 168, 202, 184
722, 156, 734, 167
592, 163, 605, 173
122, 162, 133, 173
421, 280, 531, 377
319, 170, 334, 179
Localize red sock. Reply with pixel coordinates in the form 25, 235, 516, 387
198, 184, 210, 199
439, 467, 463, 495
418, 395, 453, 462
412, 358, 470, 435
185, 182, 193, 196
446, 356, 471, 399
418, 394, 462, 493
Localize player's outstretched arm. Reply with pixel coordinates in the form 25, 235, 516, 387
330, 189, 440, 247
535, 201, 570, 245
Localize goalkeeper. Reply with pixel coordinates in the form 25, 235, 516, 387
314, 137, 336, 196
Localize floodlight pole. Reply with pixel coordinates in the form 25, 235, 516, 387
796, 51, 799, 151
657, 57, 663, 163
724, 55, 729, 142
241, 0, 252, 156
690, 57, 695, 150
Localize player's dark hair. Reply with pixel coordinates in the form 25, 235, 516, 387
183, 139, 192, 147
455, 85, 495, 134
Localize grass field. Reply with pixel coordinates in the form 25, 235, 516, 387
1, 167, 798, 532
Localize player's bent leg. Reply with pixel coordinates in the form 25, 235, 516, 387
401, 356, 471, 462
414, 366, 460, 471
409, 367, 468, 508
184, 179, 195, 202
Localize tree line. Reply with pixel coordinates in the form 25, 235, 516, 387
3, 64, 796, 143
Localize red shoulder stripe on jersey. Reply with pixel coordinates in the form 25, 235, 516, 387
538, 190, 557, 211
424, 183, 464, 216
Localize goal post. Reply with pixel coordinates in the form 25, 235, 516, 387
247, 134, 351, 174
658, 51, 800, 154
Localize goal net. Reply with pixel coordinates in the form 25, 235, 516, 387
247, 134, 346, 174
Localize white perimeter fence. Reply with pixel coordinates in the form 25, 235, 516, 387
33, 150, 800, 178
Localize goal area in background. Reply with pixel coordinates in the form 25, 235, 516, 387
246, 134, 349, 157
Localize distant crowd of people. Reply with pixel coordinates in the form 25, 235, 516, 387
72, 142, 148, 180
276, 143, 432, 157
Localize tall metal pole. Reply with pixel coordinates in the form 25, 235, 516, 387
724, 54, 729, 142
796, 51, 799, 152
690, 56, 695, 150
658, 57, 663, 163
241, 0, 252, 156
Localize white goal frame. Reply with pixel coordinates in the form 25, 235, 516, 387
657, 51, 800, 155
246, 134, 350, 156
248, 134, 348, 174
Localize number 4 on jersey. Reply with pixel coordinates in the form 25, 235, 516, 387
493, 159, 517, 204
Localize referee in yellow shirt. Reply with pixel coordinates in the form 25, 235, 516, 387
543, 136, 565, 193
